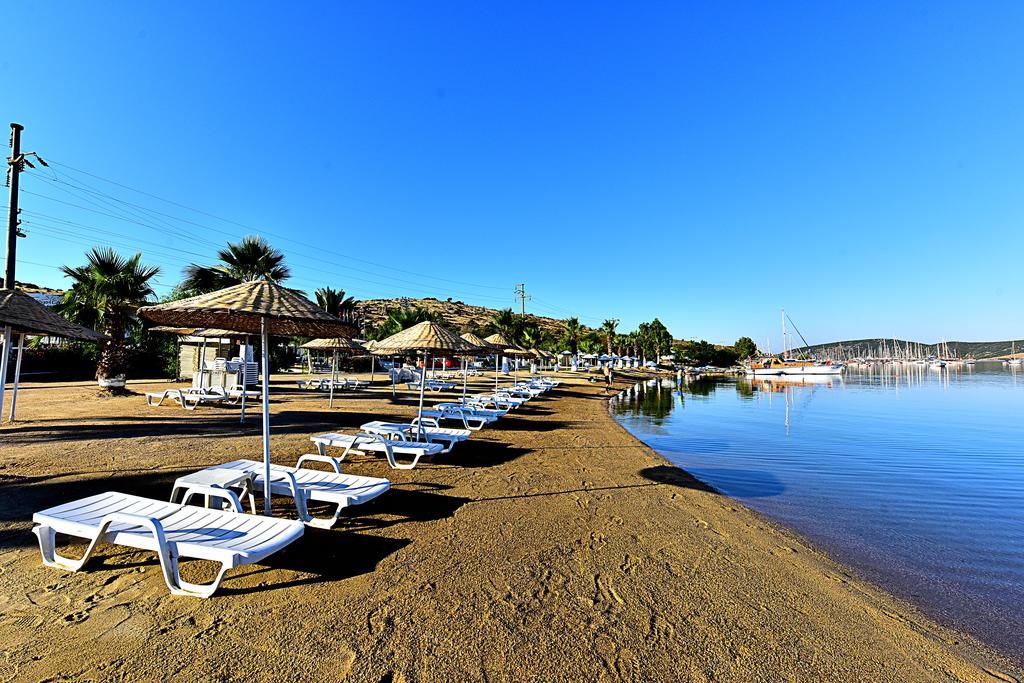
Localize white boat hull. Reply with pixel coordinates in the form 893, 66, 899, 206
748, 364, 845, 376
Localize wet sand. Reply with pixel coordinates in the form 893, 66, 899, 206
0, 370, 1019, 682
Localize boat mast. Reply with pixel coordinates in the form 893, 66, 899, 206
781, 309, 787, 359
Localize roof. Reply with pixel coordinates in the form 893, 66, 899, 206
373, 321, 476, 354
301, 337, 364, 351
0, 289, 106, 341
138, 280, 357, 337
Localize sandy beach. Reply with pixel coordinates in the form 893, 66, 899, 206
0, 370, 1019, 682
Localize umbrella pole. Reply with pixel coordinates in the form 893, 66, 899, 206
0, 326, 11, 421
329, 349, 337, 408
8, 333, 24, 422
462, 356, 468, 401
391, 355, 396, 397
260, 319, 272, 515
370, 355, 375, 384
239, 335, 249, 424
417, 351, 428, 440
494, 353, 499, 390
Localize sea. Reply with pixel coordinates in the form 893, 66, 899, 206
611, 363, 1024, 663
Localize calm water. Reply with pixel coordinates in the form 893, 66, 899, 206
611, 364, 1024, 662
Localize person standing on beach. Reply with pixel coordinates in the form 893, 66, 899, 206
604, 363, 613, 391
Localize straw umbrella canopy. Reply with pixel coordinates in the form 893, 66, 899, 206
0, 289, 107, 422
139, 280, 357, 515
374, 321, 477, 436
485, 332, 531, 384
456, 332, 495, 399
300, 337, 364, 408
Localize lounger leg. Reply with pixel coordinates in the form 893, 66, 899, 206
161, 550, 232, 599
33, 525, 104, 572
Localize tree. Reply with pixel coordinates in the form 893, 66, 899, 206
520, 322, 546, 350
371, 305, 440, 339
315, 286, 357, 323
734, 336, 758, 359
487, 308, 524, 344
56, 248, 160, 385
181, 235, 290, 294
561, 317, 583, 354
600, 319, 619, 356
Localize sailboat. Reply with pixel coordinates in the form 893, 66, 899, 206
1009, 340, 1022, 366
746, 310, 845, 376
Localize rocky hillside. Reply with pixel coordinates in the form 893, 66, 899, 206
354, 297, 584, 338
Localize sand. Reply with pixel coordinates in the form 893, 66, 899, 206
0, 370, 1019, 682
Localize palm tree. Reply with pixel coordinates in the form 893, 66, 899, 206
372, 305, 440, 339
561, 317, 583, 355
520, 322, 545, 350
488, 308, 524, 345
315, 286, 357, 323
181, 235, 290, 294
56, 247, 160, 386
601, 319, 619, 356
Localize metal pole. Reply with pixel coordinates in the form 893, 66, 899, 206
462, 355, 468, 401
260, 319, 272, 515
416, 350, 429, 440
329, 349, 337, 408
8, 333, 24, 421
239, 335, 248, 423
494, 353, 499, 390
0, 326, 11, 420
5, 123, 24, 290
370, 354, 375, 384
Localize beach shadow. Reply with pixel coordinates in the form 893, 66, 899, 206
218, 532, 412, 595
639, 465, 718, 494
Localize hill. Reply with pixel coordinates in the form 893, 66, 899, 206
796, 337, 1024, 360
353, 297, 585, 339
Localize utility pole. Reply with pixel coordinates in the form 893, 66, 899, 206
5, 123, 25, 289
514, 283, 530, 316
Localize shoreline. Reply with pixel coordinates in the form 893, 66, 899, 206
604, 374, 1024, 678
0, 370, 1019, 681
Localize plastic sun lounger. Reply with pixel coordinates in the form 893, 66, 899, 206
32, 491, 304, 598
343, 378, 370, 389
436, 402, 508, 419
310, 431, 445, 469
418, 407, 495, 431
472, 394, 526, 410
407, 380, 457, 392
197, 458, 391, 529
145, 388, 227, 410
360, 419, 471, 454
208, 385, 262, 404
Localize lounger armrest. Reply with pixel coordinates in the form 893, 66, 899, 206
178, 484, 245, 513
411, 416, 440, 428
296, 453, 343, 474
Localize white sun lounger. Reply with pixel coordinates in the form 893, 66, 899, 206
146, 388, 227, 410
407, 380, 457, 392
192, 458, 391, 529
360, 419, 471, 454
436, 402, 508, 419
208, 385, 262, 404
310, 432, 444, 469
342, 378, 369, 389
418, 407, 495, 431
32, 491, 304, 598
471, 394, 526, 410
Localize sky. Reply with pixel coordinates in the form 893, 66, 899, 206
3, 2, 1023, 348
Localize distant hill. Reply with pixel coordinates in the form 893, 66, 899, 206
795, 338, 1024, 360
353, 297, 588, 338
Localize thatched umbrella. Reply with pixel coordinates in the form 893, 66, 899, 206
374, 321, 476, 436
0, 289, 107, 422
485, 332, 531, 386
300, 337, 363, 408
457, 332, 494, 400
139, 280, 356, 515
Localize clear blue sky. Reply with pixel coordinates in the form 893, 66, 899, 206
3, 2, 1023, 347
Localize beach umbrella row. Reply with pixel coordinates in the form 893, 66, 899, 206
0, 289, 106, 423
372, 321, 480, 437
139, 280, 357, 515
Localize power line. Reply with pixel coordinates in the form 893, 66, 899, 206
37, 158, 511, 292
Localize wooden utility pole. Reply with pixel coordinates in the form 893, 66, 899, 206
5, 122, 25, 289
